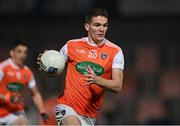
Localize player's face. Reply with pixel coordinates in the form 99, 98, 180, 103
10, 45, 28, 66
85, 16, 108, 44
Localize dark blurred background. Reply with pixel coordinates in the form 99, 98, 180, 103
0, 0, 180, 125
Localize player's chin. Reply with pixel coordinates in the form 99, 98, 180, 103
17, 61, 24, 66
96, 37, 105, 42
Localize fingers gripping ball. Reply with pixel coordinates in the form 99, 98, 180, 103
40, 50, 65, 76
41, 113, 49, 123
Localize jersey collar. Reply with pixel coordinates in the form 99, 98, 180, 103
9, 58, 22, 70
83, 37, 106, 47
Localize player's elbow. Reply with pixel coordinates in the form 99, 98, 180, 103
113, 82, 123, 93
114, 86, 122, 93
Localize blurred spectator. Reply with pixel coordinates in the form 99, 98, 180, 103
134, 43, 160, 74
133, 43, 160, 96
159, 68, 180, 124
97, 70, 137, 124
135, 97, 173, 124
159, 68, 180, 100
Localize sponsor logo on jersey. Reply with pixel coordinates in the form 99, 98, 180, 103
101, 53, 107, 59
76, 49, 85, 54
7, 82, 24, 92
76, 61, 104, 76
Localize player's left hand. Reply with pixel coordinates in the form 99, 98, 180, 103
40, 113, 49, 123
36, 53, 43, 70
36, 50, 47, 71
83, 66, 98, 85
10, 95, 23, 104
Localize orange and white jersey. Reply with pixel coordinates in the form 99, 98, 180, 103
58, 37, 124, 117
0, 58, 36, 117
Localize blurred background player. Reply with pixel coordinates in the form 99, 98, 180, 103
38, 8, 124, 125
0, 40, 48, 125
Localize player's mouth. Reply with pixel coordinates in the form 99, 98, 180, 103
98, 34, 104, 37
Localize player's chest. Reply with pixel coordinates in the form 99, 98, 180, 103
69, 46, 112, 61
2, 68, 29, 93
69, 46, 113, 74
4, 68, 29, 85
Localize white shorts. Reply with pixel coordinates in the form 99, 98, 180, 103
56, 104, 96, 125
0, 111, 25, 125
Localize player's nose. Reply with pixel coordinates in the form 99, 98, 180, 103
99, 26, 105, 32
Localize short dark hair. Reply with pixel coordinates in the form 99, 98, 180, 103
85, 8, 108, 23
11, 39, 29, 50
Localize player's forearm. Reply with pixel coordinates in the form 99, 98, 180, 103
95, 77, 123, 93
32, 92, 45, 113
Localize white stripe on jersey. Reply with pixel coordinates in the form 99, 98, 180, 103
28, 75, 36, 89
0, 69, 4, 81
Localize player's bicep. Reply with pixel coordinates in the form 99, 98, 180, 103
30, 85, 38, 96
112, 68, 123, 82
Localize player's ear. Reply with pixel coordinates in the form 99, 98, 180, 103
10, 50, 13, 57
85, 23, 89, 31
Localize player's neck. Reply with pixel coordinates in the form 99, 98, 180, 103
88, 36, 105, 46
10, 58, 23, 69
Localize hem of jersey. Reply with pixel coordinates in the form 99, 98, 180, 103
112, 67, 124, 70
0, 109, 24, 118
57, 101, 97, 118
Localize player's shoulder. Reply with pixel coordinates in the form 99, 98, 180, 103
66, 37, 87, 45
23, 66, 34, 80
0, 59, 11, 69
24, 65, 33, 75
24, 65, 33, 73
105, 39, 122, 51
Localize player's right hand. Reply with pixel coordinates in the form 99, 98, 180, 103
40, 113, 49, 123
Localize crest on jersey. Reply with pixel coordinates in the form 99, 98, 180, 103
23, 74, 28, 80
101, 53, 107, 59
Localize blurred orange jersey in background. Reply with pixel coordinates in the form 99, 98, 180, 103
0, 58, 35, 117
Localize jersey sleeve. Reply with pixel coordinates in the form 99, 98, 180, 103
0, 64, 4, 81
28, 74, 36, 89
112, 49, 124, 70
60, 43, 68, 61
0, 69, 4, 81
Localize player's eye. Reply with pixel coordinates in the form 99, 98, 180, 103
16, 50, 22, 53
103, 24, 108, 27
94, 23, 101, 27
